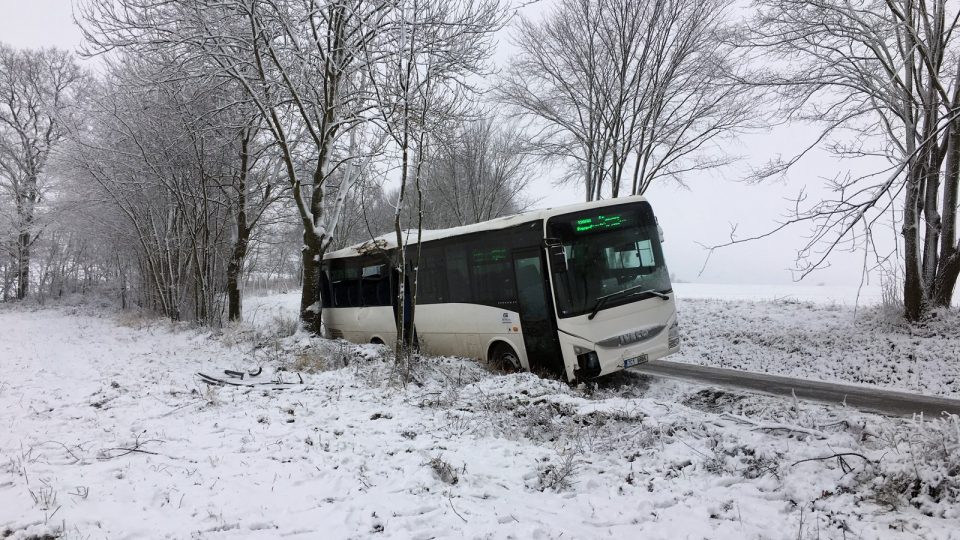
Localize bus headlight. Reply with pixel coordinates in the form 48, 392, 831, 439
668, 319, 680, 349
573, 346, 601, 379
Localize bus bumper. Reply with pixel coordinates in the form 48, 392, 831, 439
562, 317, 680, 381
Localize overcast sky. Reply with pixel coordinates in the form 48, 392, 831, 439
0, 0, 888, 286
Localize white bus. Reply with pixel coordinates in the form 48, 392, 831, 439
320, 195, 680, 381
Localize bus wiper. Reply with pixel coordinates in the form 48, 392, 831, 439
587, 286, 670, 320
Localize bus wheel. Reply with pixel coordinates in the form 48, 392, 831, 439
370, 337, 384, 345
489, 343, 522, 373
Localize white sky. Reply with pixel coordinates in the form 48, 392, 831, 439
0, 0, 889, 286
496, 0, 889, 286
0, 0, 82, 50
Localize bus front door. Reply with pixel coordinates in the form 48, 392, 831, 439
512, 249, 564, 376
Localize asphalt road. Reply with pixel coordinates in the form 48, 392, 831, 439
633, 360, 960, 417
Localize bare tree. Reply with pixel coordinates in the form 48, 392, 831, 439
500, 0, 751, 201
199, 108, 284, 322
64, 54, 277, 324
0, 44, 86, 300
331, 173, 394, 248
365, 0, 506, 355
32, 172, 136, 306
386, 115, 534, 228
732, 0, 960, 321
0, 193, 15, 299
421, 116, 535, 227
244, 212, 305, 294
79, 0, 389, 332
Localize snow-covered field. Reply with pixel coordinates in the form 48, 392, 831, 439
2, 302, 960, 539
673, 283, 887, 305
245, 292, 301, 329
671, 293, 960, 399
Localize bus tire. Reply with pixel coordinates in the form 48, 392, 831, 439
370, 337, 384, 345
489, 342, 522, 372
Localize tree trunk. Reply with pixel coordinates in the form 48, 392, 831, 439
16, 229, 30, 300
227, 236, 248, 322
932, 252, 960, 306
921, 157, 942, 294
903, 172, 925, 321
15, 179, 36, 301
118, 259, 127, 310
228, 130, 251, 322
934, 111, 960, 307
300, 239, 323, 334
394, 143, 411, 350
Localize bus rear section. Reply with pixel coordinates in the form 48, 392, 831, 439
319, 221, 551, 374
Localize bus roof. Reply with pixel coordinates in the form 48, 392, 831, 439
324, 194, 650, 260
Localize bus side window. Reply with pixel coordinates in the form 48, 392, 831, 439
515, 259, 547, 319
470, 245, 516, 308
319, 267, 333, 308
331, 261, 361, 307
361, 264, 389, 306
445, 245, 471, 303
417, 244, 447, 304
377, 273, 391, 305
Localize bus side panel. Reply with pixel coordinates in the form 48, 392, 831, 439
356, 305, 395, 343
416, 303, 527, 367
324, 306, 396, 344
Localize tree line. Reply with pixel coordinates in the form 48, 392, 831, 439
1, 0, 959, 325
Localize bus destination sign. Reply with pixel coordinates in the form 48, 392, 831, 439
574, 213, 629, 233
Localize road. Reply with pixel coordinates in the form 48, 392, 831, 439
633, 360, 960, 417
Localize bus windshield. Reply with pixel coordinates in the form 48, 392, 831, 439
546, 201, 671, 318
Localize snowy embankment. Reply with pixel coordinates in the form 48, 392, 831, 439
671, 285, 960, 398
2, 305, 959, 539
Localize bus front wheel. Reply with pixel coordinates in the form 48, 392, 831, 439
489, 343, 522, 372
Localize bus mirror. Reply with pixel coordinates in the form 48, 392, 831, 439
548, 244, 567, 273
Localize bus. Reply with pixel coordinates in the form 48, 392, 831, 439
320, 195, 680, 382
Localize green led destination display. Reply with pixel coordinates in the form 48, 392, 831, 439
573, 213, 630, 233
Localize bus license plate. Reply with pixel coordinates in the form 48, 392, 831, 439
623, 354, 648, 369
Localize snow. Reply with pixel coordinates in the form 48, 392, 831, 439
2, 301, 959, 539
672, 294, 960, 398
244, 291, 301, 328
673, 282, 886, 305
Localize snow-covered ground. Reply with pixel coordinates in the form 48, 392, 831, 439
2, 303, 959, 539
672, 295, 960, 399
244, 291, 301, 329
